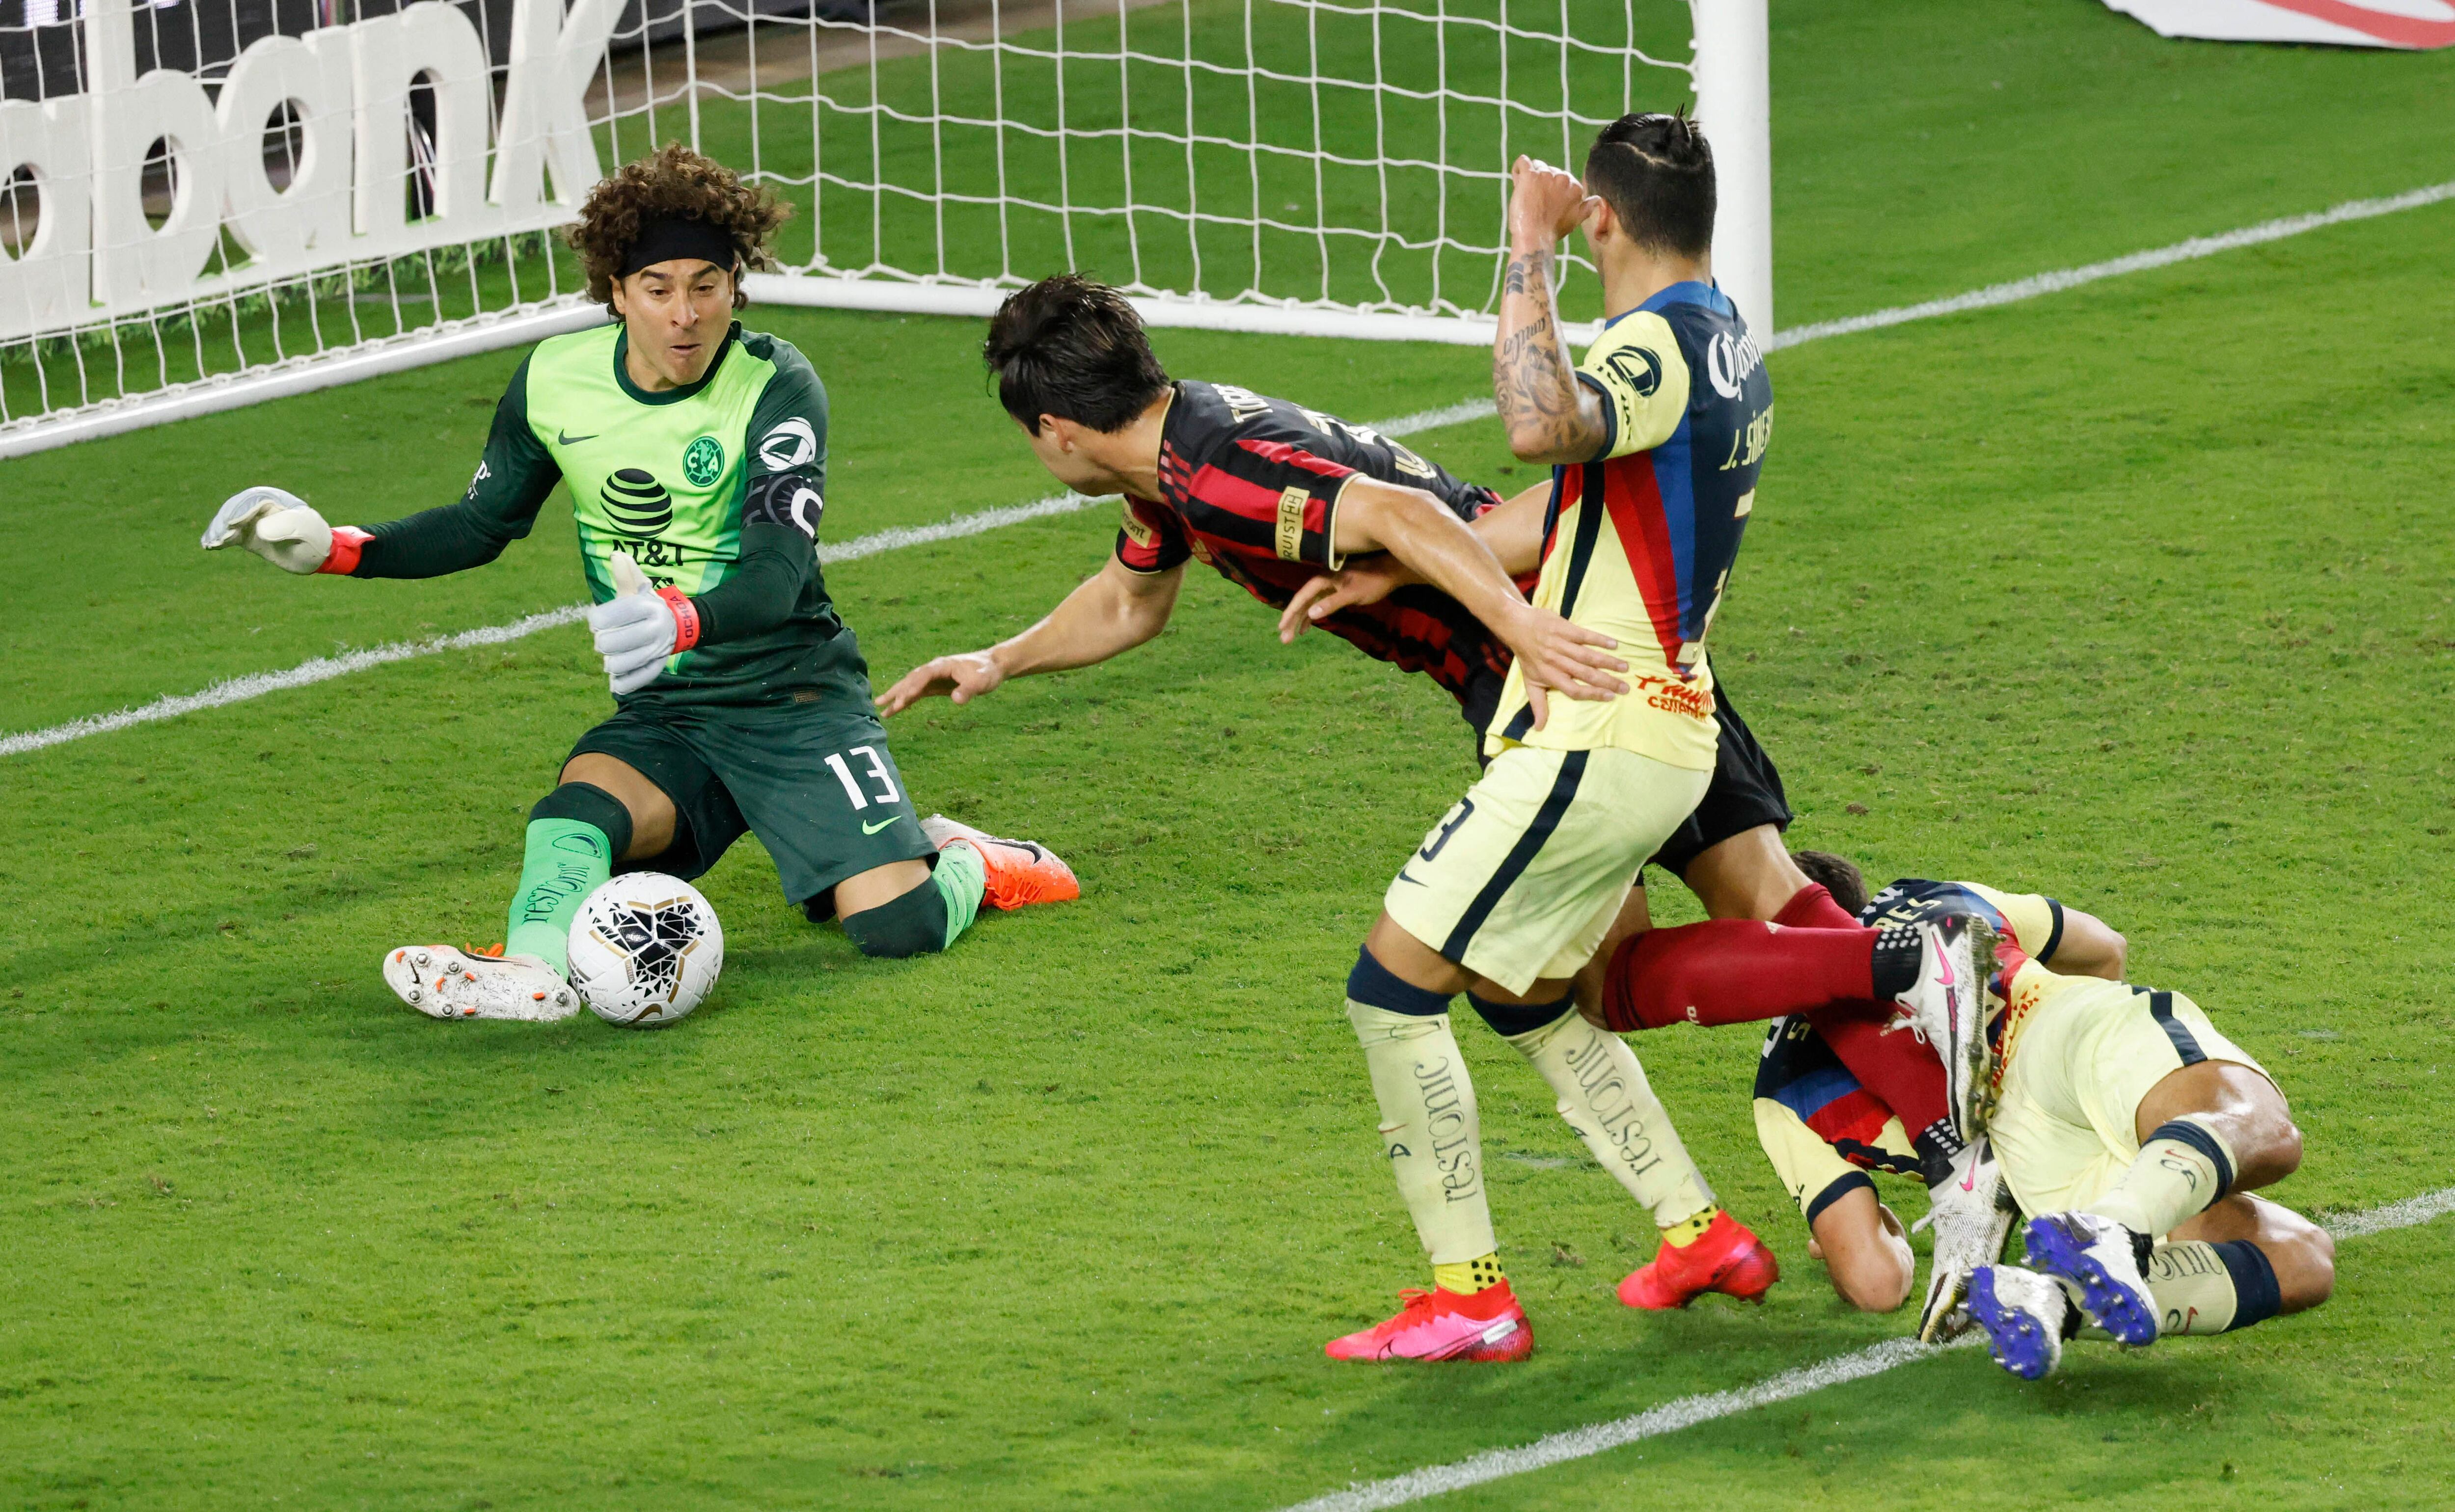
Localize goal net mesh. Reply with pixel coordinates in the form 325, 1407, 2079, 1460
1, 0, 1703, 445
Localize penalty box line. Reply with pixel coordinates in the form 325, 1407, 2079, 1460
5, 176, 2451, 762
1272, 1185, 2455, 1512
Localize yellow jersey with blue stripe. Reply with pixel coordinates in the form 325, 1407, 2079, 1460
1485, 281, 1772, 770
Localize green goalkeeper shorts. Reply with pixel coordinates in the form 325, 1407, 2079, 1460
568, 695, 934, 915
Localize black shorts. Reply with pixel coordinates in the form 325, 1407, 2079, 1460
568, 695, 934, 915
1646, 680, 1792, 877
1461, 668, 1791, 879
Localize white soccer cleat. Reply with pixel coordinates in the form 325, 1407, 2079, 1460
1966, 1264, 2078, 1380
1889, 913, 1999, 1139
1914, 1135, 2016, 1341
382, 945, 583, 1023
2023, 1211, 2160, 1347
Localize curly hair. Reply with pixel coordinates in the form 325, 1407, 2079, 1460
566, 143, 792, 313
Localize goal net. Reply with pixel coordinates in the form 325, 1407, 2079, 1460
0, 0, 1766, 456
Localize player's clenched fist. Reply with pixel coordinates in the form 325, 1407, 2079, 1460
201, 485, 349, 574
1506, 155, 1601, 249
876, 652, 1007, 717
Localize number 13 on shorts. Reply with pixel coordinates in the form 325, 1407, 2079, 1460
822, 744, 902, 810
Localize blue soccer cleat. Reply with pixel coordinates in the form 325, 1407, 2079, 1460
2024, 1211, 2159, 1346
1967, 1265, 2075, 1379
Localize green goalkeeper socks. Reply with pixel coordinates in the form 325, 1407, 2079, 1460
930, 839, 986, 947
505, 818, 617, 977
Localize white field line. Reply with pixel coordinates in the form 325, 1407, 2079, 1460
8, 177, 2450, 761
0, 606, 590, 759
1274, 1185, 2455, 1512
1766, 179, 2455, 350
0, 405, 1504, 761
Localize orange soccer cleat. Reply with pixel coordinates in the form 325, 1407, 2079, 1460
1617, 1210, 1780, 1310
921, 814, 1081, 910
1324, 1281, 1533, 1363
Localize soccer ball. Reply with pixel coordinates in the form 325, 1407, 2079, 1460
567, 873, 725, 1028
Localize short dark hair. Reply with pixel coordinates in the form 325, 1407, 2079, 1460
983, 274, 1172, 433
1583, 110, 1715, 258
1791, 850, 1868, 917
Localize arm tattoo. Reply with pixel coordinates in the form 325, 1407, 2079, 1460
1494, 249, 1596, 458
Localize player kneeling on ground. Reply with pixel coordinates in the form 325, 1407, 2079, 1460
202, 145, 1074, 1021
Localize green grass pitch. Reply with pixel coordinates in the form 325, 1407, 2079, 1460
4, 2, 2453, 1508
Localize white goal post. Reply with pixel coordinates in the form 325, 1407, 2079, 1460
0, 0, 1768, 458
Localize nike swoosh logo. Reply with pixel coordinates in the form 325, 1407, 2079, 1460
557, 429, 600, 445
861, 816, 901, 835
1395, 869, 1427, 887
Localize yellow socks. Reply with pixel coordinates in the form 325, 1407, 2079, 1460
2142, 1239, 2283, 1335
1660, 1206, 1722, 1247
2084, 1116, 2237, 1238
1433, 1253, 1507, 1296
1346, 999, 1499, 1271
1500, 1002, 1718, 1228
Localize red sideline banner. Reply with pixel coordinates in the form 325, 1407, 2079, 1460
2104, 0, 2455, 47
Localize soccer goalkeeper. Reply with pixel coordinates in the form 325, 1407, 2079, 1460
202, 144, 1076, 1021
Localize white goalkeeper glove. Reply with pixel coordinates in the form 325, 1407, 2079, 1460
201, 486, 353, 574
590, 551, 702, 696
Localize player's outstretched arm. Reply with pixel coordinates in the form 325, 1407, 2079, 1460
201, 486, 352, 574
1277, 480, 1552, 640
1494, 157, 1609, 466
202, 359, 561, 584
877, 558, 1184, 717
1333, 477, 1625, 729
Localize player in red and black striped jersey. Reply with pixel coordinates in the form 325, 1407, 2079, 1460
1109, 378, 1527, 713
875, 275, 1629, 735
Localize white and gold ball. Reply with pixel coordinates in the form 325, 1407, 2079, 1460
567, 873, 724, 1028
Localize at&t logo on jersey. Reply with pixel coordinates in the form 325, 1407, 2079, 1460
1706, 329, 1766, 399
600, 469, 675, 534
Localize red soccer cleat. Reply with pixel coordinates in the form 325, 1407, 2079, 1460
1617, 1211, 1780, 1310
1325, 1281, 1533, 1362
920, 814, 1080, 910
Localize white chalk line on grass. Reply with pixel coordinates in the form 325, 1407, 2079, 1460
0, 401, 1514, 761
1274, 1185, 2455, 1512
1767, 179, 2455, 350
0, 605, 593, 759
9, 177, 2452, 762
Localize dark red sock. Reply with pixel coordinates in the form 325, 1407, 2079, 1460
1775, 882, 1861, 931
1808, 1008, 1949, 1139
1603, 919, 1879, 1031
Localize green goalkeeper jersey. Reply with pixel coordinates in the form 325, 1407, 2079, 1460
348, 321, 858, 708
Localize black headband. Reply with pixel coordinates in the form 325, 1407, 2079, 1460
619, 216, 740, 279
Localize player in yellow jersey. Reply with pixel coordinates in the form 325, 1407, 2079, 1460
1608, 849, 2335, 1377
1963, 931, 2334, 1378
1329, 112, 1814, 1361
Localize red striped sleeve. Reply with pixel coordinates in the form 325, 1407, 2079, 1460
1599, 459, 1689, 668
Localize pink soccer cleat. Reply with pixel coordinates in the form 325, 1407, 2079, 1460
1324, 1282, 1533, 1362
1617, 1210, 1781, 1310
